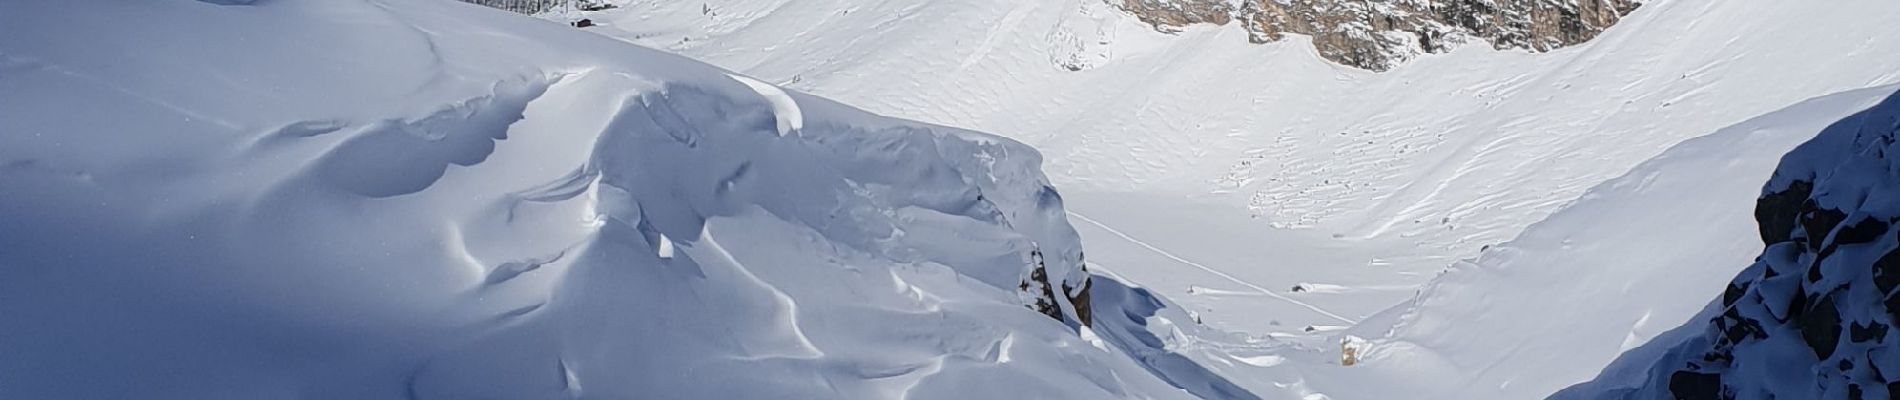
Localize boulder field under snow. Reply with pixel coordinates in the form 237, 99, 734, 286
0, 1, 1187, 398
1555, 89, 1900, 399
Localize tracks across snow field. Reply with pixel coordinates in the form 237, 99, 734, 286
1066, 211, 1357, 325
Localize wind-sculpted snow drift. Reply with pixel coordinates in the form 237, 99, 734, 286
1554, 89, 1900, 399
0, 1, 1192, 398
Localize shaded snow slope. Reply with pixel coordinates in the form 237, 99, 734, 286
0, 1, 1193, 398
1553, 88, 1900, 400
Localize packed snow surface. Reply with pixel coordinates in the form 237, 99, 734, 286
0, 0, 1202, 398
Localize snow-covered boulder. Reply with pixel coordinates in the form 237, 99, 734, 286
0, 0, 1176, 398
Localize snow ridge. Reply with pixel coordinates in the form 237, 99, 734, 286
0, 1, 1196, 398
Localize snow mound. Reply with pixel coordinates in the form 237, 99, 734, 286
1554, 87, 1900, 399
0, 0, 1185, 398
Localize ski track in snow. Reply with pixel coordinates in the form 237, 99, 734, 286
1066, 211, 1357, 324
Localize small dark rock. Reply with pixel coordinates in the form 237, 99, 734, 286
1755, 181, 1811, 243
1837, 217, 1890, 245
1799, 293, 1843, 360
1851, 321, 1889, 343
1667, 370, 1727, 400
1801, 203, 1849, 249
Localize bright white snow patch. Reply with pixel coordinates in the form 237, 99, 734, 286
727, 73, 803, 136
657, 233, 676, 258
1232, 354, 1286, 368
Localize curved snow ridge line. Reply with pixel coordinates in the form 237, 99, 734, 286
267, 75, 562, 198
1065, 211, 1357, 324
727, 73, 802, 136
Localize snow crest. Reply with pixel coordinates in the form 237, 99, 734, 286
0, 1, 1179, 398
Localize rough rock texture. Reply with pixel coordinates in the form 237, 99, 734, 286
457, 0, 614, 15
1118, 0, 1640, 71
1119, 0, 1235, 28
1020, 249, 1094, 327
1021, 250, 1065, 321
1556, 91, 1900, 399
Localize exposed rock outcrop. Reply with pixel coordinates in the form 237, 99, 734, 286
1021, 249, 1094, 327
1554, 90, 1900, 399
457, 0, 614, 16
1117, 0, 1640, 71
1021, 250, 1065, 321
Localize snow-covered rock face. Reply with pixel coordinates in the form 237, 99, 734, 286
1554, 91, 1900, 399
0, 1, 1171, 398
1118, 0, 1639, 71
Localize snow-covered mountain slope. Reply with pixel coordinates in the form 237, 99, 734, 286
588, 0, 1900, 342
0, 1, 1203, 398
1551, 88, 1900, 400
1066, 84, 1900, 400
1339, 85, 1900, 400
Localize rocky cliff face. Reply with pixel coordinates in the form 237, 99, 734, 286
1554, 90, 1900, 400
1117, 0, 1639, 71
